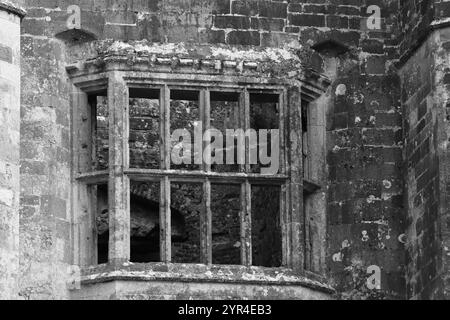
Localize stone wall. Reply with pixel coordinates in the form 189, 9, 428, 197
399, 0, 450, 63
399, 28, 450, 300
11, 0, 450, 300
17, 0, 72, 300
12, 0, 408, 299
0, 1, 24, 300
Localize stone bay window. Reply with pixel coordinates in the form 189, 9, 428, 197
68, 42, 331, 297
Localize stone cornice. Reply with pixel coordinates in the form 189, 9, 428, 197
66, 40, 331, 100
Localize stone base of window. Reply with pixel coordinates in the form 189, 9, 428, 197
70, 263, 334, 300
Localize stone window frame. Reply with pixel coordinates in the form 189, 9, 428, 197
68, 51, 329, 279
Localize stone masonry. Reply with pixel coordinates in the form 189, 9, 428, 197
0, 0, 448, 300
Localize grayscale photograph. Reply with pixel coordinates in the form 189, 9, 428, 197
0, 0, 448, 303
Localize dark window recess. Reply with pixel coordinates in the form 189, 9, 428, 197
251, 184, 282, 267
128, 181, 161, 263
90, 93, 109, 171
96, 181, 189, 264
210, 91, 240, 173
171, 182, 202, 263
170, 90, 200, 171
250, 93, 280, 174
211, 184, 241, 265
129, 88, 161, 170
95, 184, 109, 264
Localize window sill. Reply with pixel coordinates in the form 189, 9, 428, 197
76, 262, 334, 294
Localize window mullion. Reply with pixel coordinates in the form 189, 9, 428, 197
107, 72, 131, 265
279, 90, 289, 268
160, 176, 171, 262
201, 89, 211, 172
279, 90, 287, 175
240, 88, 252, 266
162, 85, 171, 171
238, 91, 247, 173
240, 180, 252, 266
288, 86, 304, 272
201, 178, 212, 264
200, 89, 212, 264
73, 87, 95, 266
160, 85, 171, 263
243, 89, 250, 173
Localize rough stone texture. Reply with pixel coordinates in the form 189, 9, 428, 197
70, 263, 334, 300
0, 0, 448, 300
399, 0, 450, 63
0, 2, 21, 300
18, 0, 72, 300
11, 0, 404, 300
399, 28, 450, 300
71, 279, 333, 300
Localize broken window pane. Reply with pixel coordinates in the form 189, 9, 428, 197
250, 93, 280, 175
171, 182, 202, 263
95, 183, 109, 264
129, 181, 161, 263
211, 184, 241, 265
251, 184, 282, 267
129, 88, 160, 170
170, 90, 200, 171
92, 94, 109, 171
210, 91, 240, 173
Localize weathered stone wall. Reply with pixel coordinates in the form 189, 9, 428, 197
291, 0, 404, 298
399, 0, 450, 63
0, 1, 23, 300
12, 0, 409, 299
18, 0, 72, 300
399, 28, 450, 300
397, 0, 450, 301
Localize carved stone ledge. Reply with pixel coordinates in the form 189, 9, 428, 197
66, 40, 331, 101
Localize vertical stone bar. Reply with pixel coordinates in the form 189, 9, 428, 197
305, 96, 327, 274
160, 86, 171, 262
240, 181, 252, 266
0, 1, 24, 300
243, 89, 250, 173
279, 90, 287, 175
240, 89, 252, 266
200, 89, 211, 172
238, 91, 246, 172
201, 179, 212, 264
162, 85, 171, 171
108, 72, 130, 265
160, 176, 171, 262
279, 90, 289, 267
200, 89, 212, 264
71, 87, 95, 267
288, 86, 304, 272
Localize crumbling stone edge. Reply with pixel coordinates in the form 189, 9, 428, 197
0, 1, 26, 18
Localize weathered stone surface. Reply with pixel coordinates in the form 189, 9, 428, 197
0, 0, 447, 301
399, 28, 450, 300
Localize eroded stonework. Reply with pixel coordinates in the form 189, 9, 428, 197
0, 0, 449, 300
